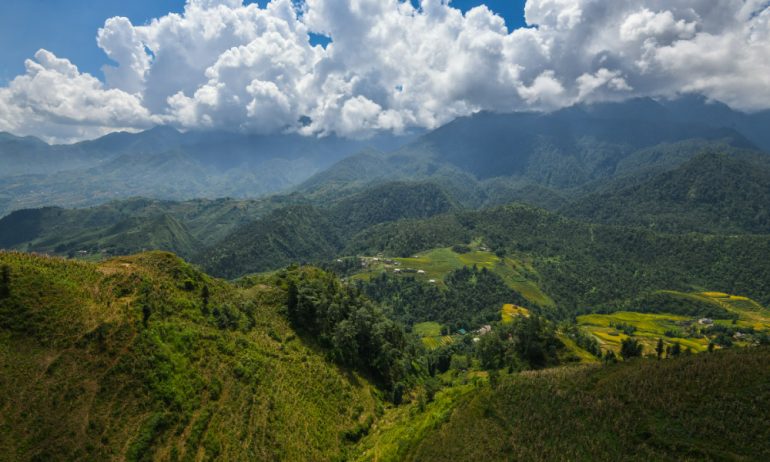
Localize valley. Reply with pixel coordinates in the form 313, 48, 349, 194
2, 97, 770, 461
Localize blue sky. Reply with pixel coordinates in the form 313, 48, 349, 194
0, 0, 526, 84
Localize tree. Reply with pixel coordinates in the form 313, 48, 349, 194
142, 305, 151, 328
707, 342, 716, 353
201, 285, 210, 310
603, 350, 617, 363
655, 338, 664, 360
392, 382, 405, 406
620, 338, 643, 360
286, 281, 298, 322
670, 342, 682, 357
488, 369, 500, 389
0, 265, 9, 299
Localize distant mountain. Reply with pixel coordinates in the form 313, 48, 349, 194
0, 127, 414, 216
297, 97, 767, 208
0, 197, 282, 257
565, 150, 770, 233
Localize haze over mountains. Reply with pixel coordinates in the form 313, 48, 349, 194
0, 127, 414, 215
1, 95, 768, 219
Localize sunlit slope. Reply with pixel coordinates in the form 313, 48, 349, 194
400, 348, 770, 461
0, 251, 377, 461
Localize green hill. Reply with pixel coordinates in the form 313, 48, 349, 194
362, 347, 770, 461
0, 251, 380, 461
567, 151, 770, 233
0, 197, 280, 258
346, 203, 770, 312
199, 182, 456, 278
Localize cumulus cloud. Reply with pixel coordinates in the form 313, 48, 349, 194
0, 0, 769, 142
0, 50, 157, 142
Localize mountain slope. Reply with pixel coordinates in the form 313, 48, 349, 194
346, 203, 770, 311
566, 151, 770, 233
198, 205, 342, 279
395, 348, 770, 461
0, 128, 413, 216
199, 182, 456, 278
297, 97, 763, 206
0, 251, 379, 461
0, 197, 282, 258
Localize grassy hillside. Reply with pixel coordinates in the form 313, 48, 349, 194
394, 348, 770, 461
0, 251, 379, 461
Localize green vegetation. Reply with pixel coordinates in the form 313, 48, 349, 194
395, 348, 770, 461
0, 197, 278, 258
284, 266, 421, 392
0, 251, 380, 461
198, 183, 456, 278
357, 265, 531, 330
347, 203, 770, 313
567, 151, 770, 234
577, 296, 770, 356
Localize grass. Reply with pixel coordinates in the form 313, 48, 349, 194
557, 334, 600, 363
413, 322, 454, 350
357, 246, 555, 308
400, 348, 770, 461
0, 251, 379, 461
353, 381, 479, 462
413, 322, 442, 337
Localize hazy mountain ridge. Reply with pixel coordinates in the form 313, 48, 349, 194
294, 98, 768, 214
0, 128, 414, 216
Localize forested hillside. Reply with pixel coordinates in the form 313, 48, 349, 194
0, 251, 385, 461
197, 183, 457, 278
347, 204, 770, 312
566, 151, 770, 233
0, 196, 320, 258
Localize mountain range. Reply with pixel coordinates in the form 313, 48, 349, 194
3, 94, 770, 461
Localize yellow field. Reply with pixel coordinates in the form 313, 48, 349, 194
501, 304, 530, 324
577, 311, 709, 354
414, 322, 454, 350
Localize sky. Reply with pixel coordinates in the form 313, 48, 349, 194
0, 0, 768, 143
0, 0, 526, 83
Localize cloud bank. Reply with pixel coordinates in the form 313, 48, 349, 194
1, 0, 769, 142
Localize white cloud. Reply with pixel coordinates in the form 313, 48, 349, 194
0, 50, 157, 143
619, 9, 697, 43
0, 0, 769, 142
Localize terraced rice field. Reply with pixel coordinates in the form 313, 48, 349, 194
697, 291, 770, 330
413, 322, 454, 350
577, 311, 709, 354
501, 304, 530, 324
